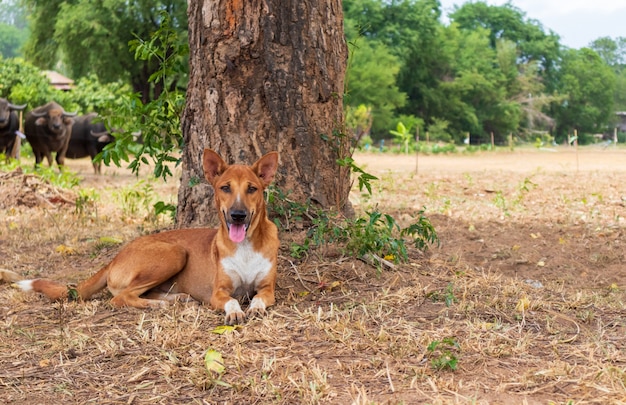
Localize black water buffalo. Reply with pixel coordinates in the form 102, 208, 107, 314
0, 98, 27, 159
66, 113, 114, 174
24, 101, 77, 168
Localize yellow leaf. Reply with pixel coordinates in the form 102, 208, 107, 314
530, 233, 541, 239
537, 260, 545, 267
39, 359, 50, 367
8, 222, 18, 230
511, 244, 520, 251
609, 283, 619, 292
55, 245, 77, 256
211, 325, 240, 335
98, 236, 123, 245
516, 296, 530, 312
204, 349, 225, 375
327, 280, 342, 291
384, 254, 395, 261
558, 237, 567, 245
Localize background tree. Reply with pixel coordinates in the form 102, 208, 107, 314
552, 48, 615, 140
178, 0, 350, 227
344, 0, 447, 140
437, 24, 520, 143
449, 1, 561, 93
0, 0, 28, 57
344, 34, 406, 137
22, 0, 187, 102
590, 36, 626, 112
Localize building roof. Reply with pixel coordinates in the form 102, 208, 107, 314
43, 70, 74, 91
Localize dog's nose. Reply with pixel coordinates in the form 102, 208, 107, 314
230, 210, 247, 223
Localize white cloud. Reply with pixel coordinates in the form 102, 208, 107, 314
516, 0, 626, 15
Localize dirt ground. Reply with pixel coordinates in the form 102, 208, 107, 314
0, 146, 625, 404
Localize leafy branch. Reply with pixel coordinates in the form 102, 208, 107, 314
97, 11, 188, 182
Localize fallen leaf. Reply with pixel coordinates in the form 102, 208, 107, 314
211, 325, 241, 335
55, 244, 77, 256
98, 236, 123, 245
204, 349, 225, 375
516, 296, 530, 312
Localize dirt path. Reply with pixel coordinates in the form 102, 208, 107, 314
355, 146, 626, 174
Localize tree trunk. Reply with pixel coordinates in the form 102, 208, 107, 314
178, 0, 350, 227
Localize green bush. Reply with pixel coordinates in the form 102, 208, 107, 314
0, 56, 131, 115
0, 56, 54, 107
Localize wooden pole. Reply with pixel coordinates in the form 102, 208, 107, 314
415, 127, 419, 175
10, 110, 24, 160
574, 129, 579, 172
490, 132, 495, 150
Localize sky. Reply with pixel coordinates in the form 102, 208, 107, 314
439, 0, 626, 49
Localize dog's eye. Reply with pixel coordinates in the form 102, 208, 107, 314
220, 185, 231, 193
247, 186, 258, 194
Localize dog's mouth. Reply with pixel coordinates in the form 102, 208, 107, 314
227, 222, 248, 243
224, 210, 252, 243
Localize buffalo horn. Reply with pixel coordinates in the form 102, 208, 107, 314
90, 130, 109, 138
30, 109, 48, 117
8, 103, 27, 111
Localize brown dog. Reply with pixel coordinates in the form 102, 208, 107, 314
16, 149, 280, 325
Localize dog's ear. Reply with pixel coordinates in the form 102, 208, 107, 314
252, 151, 279, 187
203, 149, 228, 184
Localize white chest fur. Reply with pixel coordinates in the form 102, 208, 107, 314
220, 240, 272, 294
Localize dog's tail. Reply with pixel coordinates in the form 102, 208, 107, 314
16, 264, 111, 302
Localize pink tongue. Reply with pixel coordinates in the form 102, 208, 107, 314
229, 224, 246, 243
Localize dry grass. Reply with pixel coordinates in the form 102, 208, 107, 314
1, 149, 626, 404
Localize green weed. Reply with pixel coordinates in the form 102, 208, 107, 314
493, 190, 509, 216
427, 337, 460, 371
75, 188, 100, 219
426, 283, 457, 307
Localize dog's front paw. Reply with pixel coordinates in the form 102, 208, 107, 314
224, 299, 246, 325
245, 297, 267, 319
246, 306, 267, 320
224, 310, 246, 325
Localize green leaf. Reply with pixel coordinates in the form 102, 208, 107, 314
204, 349, 225, 375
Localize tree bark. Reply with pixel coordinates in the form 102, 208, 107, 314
178, 0, 350, 227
